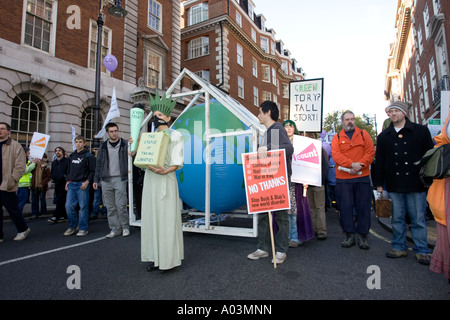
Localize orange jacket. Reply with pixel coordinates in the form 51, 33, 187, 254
331, 127, 375, 180
427, 114, 450, 226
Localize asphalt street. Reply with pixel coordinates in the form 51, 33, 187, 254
0, 207, 448, 304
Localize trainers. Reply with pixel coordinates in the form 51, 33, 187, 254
48, 217, 57, 224
289, 240, 299, 248
76, 230, 88, 237
386, 249, 408, 258
106, 231, 121, 238
415, 253, 431, 265
64, 228, 76, 236
271, 252, 287, 264
357, 234, 370, 250
247, 249, 269, 260
122, 229, 130, 237
317, 232, 328, 240
341, 233, 356, 248
14, 228, 31, 241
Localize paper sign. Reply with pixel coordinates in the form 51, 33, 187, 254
242, 149, 290, 214
29, 132, 50, 159
133, 132, 170, 169
291, 135, 322, 186
289, 78, 324, 132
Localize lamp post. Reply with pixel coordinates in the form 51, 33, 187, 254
92, 0, 127, 150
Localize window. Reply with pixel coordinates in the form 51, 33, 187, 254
433, 0, 441, 14
262, 91, 271, 102
11, 92, 47, 147
422, 72, 430, 110
252, 58, 258, 77
148, 0, 162, 33
423, 4, 430, 39
238, 76, 244, 99
188, 37, 209, 59
260, 37, 269, 53
188, 3, 208, 26
253, 86, 259, 107
195, 70, 210, 82
271, 41, 275, 55
82, 106, 103, 149
429, 57, 436, 92
89, 20, 111, 72
281, 60, 288, 74
24, 0, 55, 53
237, 44, 243, 66
147, 51, 162, 89
251, 28, 256, 42
282, 83, 289, 98
261, 64, 270, 82
417, 25, 423, 55
236, 12, 242, 27
248, 2, 254, 20
272, 67, 277, 85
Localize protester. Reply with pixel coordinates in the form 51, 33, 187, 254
132, 92, 184, 272
375, 101, 434, 264
93, 122, 130, 238
30, 153, 51, 218
17, 147, 36, 215
64, 135, 95, 237
48, 147, 69, 223
247, 101, 293, 264
0, 122, 30, 241
305, 132, 329, 240
428, 111, 450, 281
331, 110, 375, 250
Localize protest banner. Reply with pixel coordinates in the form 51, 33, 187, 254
29, 132, 50, 159
289, 78, 323, 132
291, 135, 322, 187
242, 149, 290, 268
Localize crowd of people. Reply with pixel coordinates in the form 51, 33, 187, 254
0, 97, 449, 284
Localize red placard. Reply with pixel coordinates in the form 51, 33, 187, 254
242, 149, 291, 214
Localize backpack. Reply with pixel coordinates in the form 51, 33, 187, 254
414, 144, 450, 186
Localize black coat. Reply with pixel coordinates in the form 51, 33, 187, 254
374, 118, 433, 193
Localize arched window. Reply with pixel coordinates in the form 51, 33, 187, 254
11, 92, 47, 147
81, 106, 103, 150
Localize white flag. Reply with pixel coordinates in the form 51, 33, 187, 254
70, 123, 76, 151
96, 87, 121, 138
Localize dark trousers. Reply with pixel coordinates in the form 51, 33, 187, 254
31, 189, 47, 217
0, 190, 29, 239
335, 178, 372, 235
52, 180, 67, 219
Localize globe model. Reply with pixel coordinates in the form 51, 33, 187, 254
172, 99, 252, 213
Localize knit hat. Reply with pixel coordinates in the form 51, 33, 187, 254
385, 101, 408, 115
149, 91, 176, 116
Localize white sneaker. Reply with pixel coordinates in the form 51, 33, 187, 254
271, 252, 287, 264
14, 228, 30, 241
122, 229, 130, 237
106, 231, 121, 238
247, 249, 269, 260
64, 228, 76, 236
76, 230, 89, 236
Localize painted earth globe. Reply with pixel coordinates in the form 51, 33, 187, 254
172, 99, 252, 213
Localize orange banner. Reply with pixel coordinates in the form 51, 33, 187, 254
242, 149, 291, 214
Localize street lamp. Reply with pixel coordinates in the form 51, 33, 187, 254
92, 0, 127, 150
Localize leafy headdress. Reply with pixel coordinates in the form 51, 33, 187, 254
149, 91, 176, 116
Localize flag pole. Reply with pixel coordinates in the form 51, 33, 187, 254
268, 211, 277, 269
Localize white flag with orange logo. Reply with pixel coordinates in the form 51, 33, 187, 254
291, 135, 322, 186
29, 132, 50, 160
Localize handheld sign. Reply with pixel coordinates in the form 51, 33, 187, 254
291, 135, 322, 187
242, 149, 291, 214
289, 78, 324, 132
29, 132, 50, 160
133, 132, 170, 169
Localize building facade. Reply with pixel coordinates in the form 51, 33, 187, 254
385, 0, 449, 125
180, 0, 305, 121
0, 0, 182, 152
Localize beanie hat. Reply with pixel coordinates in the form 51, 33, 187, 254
385, 101, 408, 115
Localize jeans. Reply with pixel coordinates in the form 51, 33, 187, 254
17, 187, 29, 214
65, 182, 90, 231
388, 192, 430, 254
288, 213, 301, 244
257, 210, 289, 253
0, 190, 29, 239
31, 189, 47, 217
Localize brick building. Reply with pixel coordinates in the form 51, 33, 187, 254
385, 0, 449, 126
0, 0, 182, 151
180, 0, 305, 121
